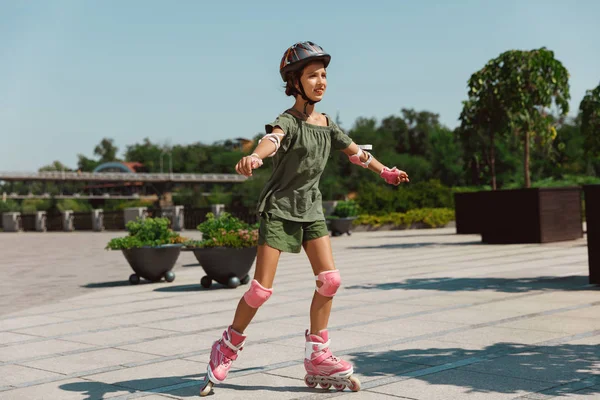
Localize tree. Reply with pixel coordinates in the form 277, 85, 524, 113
94, 138, 119, 163
39, 161, 71, 172
459, 97, 508, 189
580, 82, 600, 162
400, 108, 439, 157
460, 48, 570, 188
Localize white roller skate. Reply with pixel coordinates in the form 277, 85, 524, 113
200, 326, 246, 397
303, 329, 361, 392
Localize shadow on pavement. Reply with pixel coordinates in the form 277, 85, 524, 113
346, 275, 596, 293
348, 341, 600, 397
348, 241, 482, 249
60, 372, 318, 398
82, 280, 140, 288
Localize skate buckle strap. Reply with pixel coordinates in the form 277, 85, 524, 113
310, 339, 333, 364
223, 335, 245, 353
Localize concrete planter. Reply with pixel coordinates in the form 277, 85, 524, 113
584, 184, 600, 284
454, 191, 491, 234
329, 217, 357, 236
122, 245, 181, 284
193, 246, 256, 289
481, 187, 583, 244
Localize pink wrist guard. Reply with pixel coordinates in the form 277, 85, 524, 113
380, 167, 400, 185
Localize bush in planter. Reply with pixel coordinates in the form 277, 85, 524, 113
106, 217, 185, 284
327, 200, 359, 236
185, 212, 258, 289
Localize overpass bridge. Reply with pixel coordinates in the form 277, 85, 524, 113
0, 171, 248, 203
0, 171, 247, 183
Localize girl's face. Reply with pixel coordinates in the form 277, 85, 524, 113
298, 61, 327, 102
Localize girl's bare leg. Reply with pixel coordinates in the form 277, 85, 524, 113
231, 244, 280, 333
302, 235, 336, 334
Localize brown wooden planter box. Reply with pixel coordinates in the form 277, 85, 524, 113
454, 191, 490, 234
481, 187, 583, 244
584, 185, 600, 284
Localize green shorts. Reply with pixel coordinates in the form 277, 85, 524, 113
258, 213, 329, 253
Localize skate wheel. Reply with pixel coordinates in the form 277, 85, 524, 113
348, 376, 361, 392
241, 274, 250, 285
334, 383, 346, 391
319, 382, 331, 390
304, 375, 317, 388
199, 379, 213, 396
129, 274, 140, 285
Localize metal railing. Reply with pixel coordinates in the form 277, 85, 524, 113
0, 171, 247, 183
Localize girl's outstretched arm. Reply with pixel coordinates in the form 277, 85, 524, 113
235, 127, 284, 177
342, 142, 409, 186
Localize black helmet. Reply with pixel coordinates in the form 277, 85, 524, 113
279, 41, 331, 82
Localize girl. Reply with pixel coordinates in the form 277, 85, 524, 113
200, 41, 409, 396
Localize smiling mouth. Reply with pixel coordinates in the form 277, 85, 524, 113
315, 89, 324, 95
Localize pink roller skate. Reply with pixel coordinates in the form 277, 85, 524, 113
200, 326, 246, 396
303, 329, 361, 392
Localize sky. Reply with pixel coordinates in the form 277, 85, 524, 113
1, 0, 599, 172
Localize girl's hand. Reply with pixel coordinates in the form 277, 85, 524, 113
235, 154, 263, 177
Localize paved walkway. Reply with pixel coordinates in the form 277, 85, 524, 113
0, 228, 598, 399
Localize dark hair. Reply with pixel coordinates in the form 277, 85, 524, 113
284, 70, 302, 97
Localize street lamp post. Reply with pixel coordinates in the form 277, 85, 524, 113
160, 150, 173, 176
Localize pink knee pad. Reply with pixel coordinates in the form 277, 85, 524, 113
315, 270, 341, 297
243, 279, 273, 308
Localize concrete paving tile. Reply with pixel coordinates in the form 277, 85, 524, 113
350, 303, 437, 319
371, 369, 554, 399
410, 307, 525, 325
139, 313, 235, 333
83, 359, 206, 391
335, 391, 408, 399
395, 294, 484, 307
436, 326, 566, 346
460, 350, 599, 384
22, 348, 158, 375
0, 339, 93, 362
497, 316, 600, 335
118, 332, 218, 357
0, 364, 63, 387
0, 378, 132, 399
14, 318, 124, 337
559, 305, 600, 320
63, 326, 172, 346
0, 315, 67, 332
467, 301, 563, 315
0, 331, 39, 345
343, 317, 467, 339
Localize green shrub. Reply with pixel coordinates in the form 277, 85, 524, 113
187, 212, 258, 249
354, 208, 455, 228
105, 217, 182, 250
331, 200, 360, 218
356, 179, 453, 215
